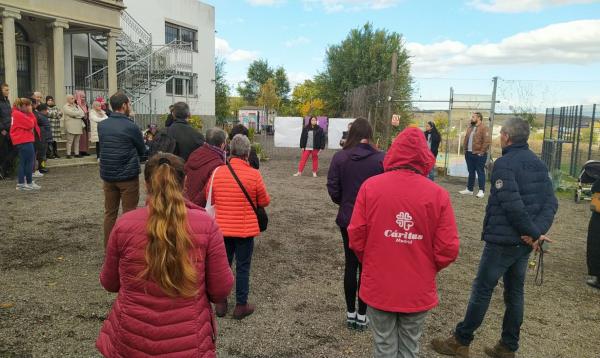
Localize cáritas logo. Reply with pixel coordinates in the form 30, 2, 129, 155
395, 212, 414, 230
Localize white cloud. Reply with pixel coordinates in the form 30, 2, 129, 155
302, 0, 401, 12
468, 0, 599, 13
215, 37, 259, 63
288, 71, 312, 86
284, 36, 311, 48
406, 20, 600, 75
246, 0, 285, 6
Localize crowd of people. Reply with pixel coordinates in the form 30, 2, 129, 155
3, 88, 599, 358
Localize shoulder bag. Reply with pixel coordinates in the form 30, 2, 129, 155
204, 167, 220, 218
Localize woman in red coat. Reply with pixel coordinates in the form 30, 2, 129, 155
97, 153, 234, 358
10, 98, 41, 191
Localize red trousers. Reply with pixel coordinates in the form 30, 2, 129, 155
298, 149, 319, 173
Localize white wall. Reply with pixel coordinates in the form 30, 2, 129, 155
123, 0, 215, 116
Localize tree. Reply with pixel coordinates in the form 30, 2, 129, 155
228, 96, 247, 121
317, 23, 412, 119
273, 67, 290, 101
237, 59, 274, 104
291, 79, 327, 117
215, 58, 230, 126
258, 79, 280, 124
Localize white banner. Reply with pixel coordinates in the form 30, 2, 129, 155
274, 117, 303, 148
327, 118, 355, 149
447, 157, 469, 177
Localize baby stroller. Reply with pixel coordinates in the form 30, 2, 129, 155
575, 160, 600, 202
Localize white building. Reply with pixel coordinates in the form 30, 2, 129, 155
0, 0, 216, 129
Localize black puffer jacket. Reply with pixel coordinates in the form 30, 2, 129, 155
0, 96, 11, 132
168, 119, 205, 162
482, 143, 558, 245
98, 112, 145, 182
299, 125, 326, 150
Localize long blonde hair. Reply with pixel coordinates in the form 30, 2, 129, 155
142, 153, 198, 298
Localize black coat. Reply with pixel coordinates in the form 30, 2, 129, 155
0, 96, 11, 132
300, 126, 325, 150
98, 112, 146, 182
425, 130, 441, 157
588, 180, 600, 276
167, 119, 205, 162
482, 143, 558, 245
36, 111, 53, 143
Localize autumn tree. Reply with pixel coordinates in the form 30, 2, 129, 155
291, 79, 327, 117
258, 79, 280, 124
237, 59, 291, 106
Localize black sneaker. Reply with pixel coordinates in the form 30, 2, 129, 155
587, 276, 600, 290
346, 312, 356, 329
355, 314, 369, 331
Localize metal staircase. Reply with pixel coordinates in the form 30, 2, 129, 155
84, 11, 194, 123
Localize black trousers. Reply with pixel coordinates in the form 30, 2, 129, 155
340, 227, 367, 315
0, 133, 17, 176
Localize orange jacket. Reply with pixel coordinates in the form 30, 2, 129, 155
208, 158, 270, 238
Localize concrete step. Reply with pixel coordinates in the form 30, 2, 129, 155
45, 156, 99, 168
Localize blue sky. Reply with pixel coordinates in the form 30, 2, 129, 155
206, 0, 600, 112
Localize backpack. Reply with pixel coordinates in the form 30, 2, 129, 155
147, 127, 177, 158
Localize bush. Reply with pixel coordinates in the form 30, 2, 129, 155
188, 115, 203, 131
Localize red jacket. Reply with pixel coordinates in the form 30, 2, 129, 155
184, 143, 226, 207
348, 127, 459, 313
9, 109, 40, 145
96, 202, 234, 358
208, 158, 270, 238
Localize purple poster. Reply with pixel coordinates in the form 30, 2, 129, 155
304, 116, 329, 132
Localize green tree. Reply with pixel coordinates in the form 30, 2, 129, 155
215, 58, 230, 126
237, 59, 274, 104
229, 96, 247, 121
258, 79, 280, 124
291, 79, 327, 116
317, 23, 412, 118
273, 67, 290, 101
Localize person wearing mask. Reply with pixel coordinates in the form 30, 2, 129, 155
227, 124, 259, 169
166, 102, 205, 162
327, 118, 384, 331
35, 104, 52, 174
96, 153, 234, 357
0, 84, 15, 179
294, 116, 326, 177
89, 100, 108, 160
98, 91, 146, 248
75, 90, 91, 156
63, 94, 85, 159
46, 96, 62, 159
209, 134, 270, 320
10, 98, 41, 190
185, 128, 227, 207
587, 179, 600, 290
424, 121, 442, 181
432, 118, 558, 358
460, 112, 491, 198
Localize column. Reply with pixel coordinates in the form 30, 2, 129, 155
51, 19, 69, 108
107, 30, 120, 96
2, 8, 21, 102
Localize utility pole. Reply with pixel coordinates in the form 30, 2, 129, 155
489, 76, 498, 138
385, 52, 398, 147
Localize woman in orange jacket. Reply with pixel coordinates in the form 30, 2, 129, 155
207, 134, 270, 319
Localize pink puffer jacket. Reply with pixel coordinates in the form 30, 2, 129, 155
96, 202, 234, 358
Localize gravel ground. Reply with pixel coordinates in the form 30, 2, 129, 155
0, 148, 599, 358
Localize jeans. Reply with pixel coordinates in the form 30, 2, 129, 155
465, 151, 487, 191
455, 242, 532, 352
298, 149, 319, 173
341, 227, 366, 315
103, 178, 140, 247
224, 237, 255, 305
16, 143, 35, 184
368, 306, 428, 358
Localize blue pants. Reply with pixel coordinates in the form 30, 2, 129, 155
465, 152, 487, 191
16, 143, 35, 184
224, 237, 255, 305
455, 242, 532, 352
428, 167, 435, 181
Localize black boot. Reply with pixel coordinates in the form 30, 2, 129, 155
52, 141, 60, 158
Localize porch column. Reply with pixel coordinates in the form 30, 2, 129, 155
107, 30, 120, 96
51, 19, 69, 107
2, 7, 21, 102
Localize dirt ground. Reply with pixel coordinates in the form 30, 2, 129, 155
0, 148, 599, 358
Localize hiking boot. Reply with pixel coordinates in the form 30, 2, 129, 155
233, 303, 255, 320
215, 300, 228, 318
484, 341, 515, 358
431, 335, 470, 357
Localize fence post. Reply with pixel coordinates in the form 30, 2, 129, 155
589, 104, 597, 161
572, 105, 583, 176
443, 87, 454, 175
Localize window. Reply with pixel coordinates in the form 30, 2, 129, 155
74, 57, 89, 89
175, 78, 183, 96
91, 59, 107, 89
166, 78, 173, 94
166, 77, 196, 97
188, 76, 196, 96
165, 22, 197, 51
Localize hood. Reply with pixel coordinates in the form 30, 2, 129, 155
349, 143, 380, 161
185, 144, 225, 171
383, 127, 435, 175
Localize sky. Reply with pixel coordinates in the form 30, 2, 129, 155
205, 0, 600, 112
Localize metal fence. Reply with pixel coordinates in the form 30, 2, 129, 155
541, 104, 599, 184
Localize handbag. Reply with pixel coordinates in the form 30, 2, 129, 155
204, 167, 219, 218
591, 192, 600, 214
226, 161, 268, 232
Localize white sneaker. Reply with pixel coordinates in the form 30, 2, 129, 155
293, 172, 301, 177
476, 190, 485, 198
28, 181, 41, 190
33, 171, 44, 178
312, 172, 318, 177
459, 189, 473, 195
16, 183, 31, 191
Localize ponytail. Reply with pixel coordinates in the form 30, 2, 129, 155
142, 154, 197, 298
